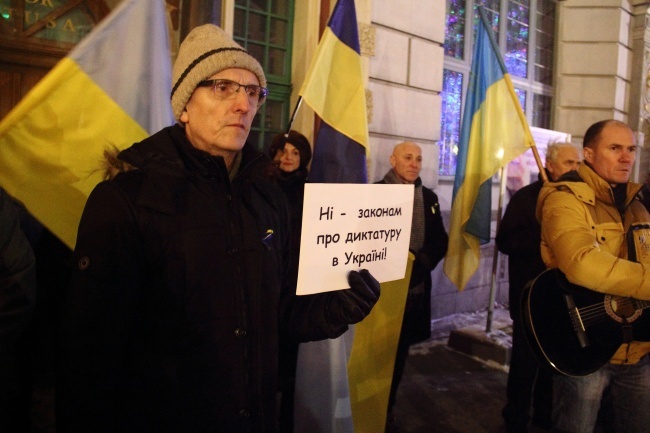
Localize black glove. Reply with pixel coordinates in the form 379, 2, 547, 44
328, 269, 380, 325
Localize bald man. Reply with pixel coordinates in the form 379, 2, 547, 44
376, 142, 448, 432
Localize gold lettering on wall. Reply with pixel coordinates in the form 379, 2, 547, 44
62, 18, 75, 32
15, 0, 86, 36
24, 11, 40, 23
24, 0, 55, 6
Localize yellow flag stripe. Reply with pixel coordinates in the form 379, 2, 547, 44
299, 27, 368, 148
0, 58, 147, 248
465, 77, 532, 182
348, 255, 413, 433
442, 183, 482, 291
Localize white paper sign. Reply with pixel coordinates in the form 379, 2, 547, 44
296, 183, 414, 295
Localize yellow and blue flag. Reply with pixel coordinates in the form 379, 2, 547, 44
0, 0, 173, 249
294, 2, 407, 431
298, 0, 368, 183
293, 1, 374, 432
443, 6, 534, 291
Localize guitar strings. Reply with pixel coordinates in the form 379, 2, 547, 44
575, 298, 640, 327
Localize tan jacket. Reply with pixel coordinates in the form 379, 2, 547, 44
537, 163, 650, 363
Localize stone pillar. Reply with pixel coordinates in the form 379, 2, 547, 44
553, 0, 634, 143
366, 0, 445, 186
629, 1, 650, 180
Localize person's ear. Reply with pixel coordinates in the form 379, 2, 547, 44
583, 147, 593, 164
180, 108, 189, 124
389, 154, 396, 168
546, 163, 555, 178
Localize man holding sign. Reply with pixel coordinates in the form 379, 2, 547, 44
376, 141, 449, 432
58, 24, 380, 433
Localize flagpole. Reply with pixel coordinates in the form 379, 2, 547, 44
478, 4, 544, 330
531, 145, 548, 182
285, 96, 304, 137
486, 165, 507, 332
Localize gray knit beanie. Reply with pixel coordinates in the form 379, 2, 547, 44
170, 24, 267, 122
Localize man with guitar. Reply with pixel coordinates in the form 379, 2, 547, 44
497, 142, 580, 433
535, 119, 650, 433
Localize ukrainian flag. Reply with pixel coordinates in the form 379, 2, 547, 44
443, 6, 534, 291
294, 1, 376, 431
294, 2, 409, 432
0, 0, 173, 249
298, 0, 368, 183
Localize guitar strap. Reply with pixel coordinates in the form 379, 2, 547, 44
624, 222, 650, 349
627, 223, 650, 264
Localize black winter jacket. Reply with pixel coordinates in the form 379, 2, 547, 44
495, 177, 546, 321
0, 188, 36, 432
376, 177, 448, 343
58, 125, 346, 433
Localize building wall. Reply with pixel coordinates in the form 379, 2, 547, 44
554, 0, 633, 140
361, 0, 509, 317
366, 0, 444, 187
361, 0, 650, 318
555, 0, 650, 179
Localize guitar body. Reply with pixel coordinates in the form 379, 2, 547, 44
522, 268, 650, 377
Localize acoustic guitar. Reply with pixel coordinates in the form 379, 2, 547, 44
521, 268, 650, 377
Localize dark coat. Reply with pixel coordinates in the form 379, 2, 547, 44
58, 125, 346, 433
495, 179, 546, 321
0, 188, 36, 432
272, 168, 307, 433
274, 167, 308, 280
376, 177, 448, 343
0, 188, 36, 355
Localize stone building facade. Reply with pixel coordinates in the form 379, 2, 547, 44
3, 0, 650, 318
354, 0, 650, 317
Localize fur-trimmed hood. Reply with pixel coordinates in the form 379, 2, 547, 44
101, 145, 136, 181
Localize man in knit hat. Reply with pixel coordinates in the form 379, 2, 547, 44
57, 24, 380, 433
375, 141, 448, 433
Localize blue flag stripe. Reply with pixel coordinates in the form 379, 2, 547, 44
69, 0, 173, 134
328, 0, 360, 53
309, 122, 367, 183
453, 20, 504, 197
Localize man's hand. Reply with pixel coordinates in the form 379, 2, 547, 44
328, 269, 380, 325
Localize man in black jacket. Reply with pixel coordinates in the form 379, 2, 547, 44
57, 24, 379, 433
0, 188, 36, 433
376, 142, 448, 433
496, 142, 580, 433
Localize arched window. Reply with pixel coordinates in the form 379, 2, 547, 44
439, 0, 555, 176
233, 0, 294, 152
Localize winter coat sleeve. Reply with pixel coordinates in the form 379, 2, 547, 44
58, 181, 144, 433
0, 189, 36, 353
540, 185, 650, 301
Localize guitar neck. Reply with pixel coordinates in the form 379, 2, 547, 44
635, 299, 650, 310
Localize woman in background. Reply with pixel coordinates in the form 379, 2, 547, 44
269, 130, 312, 258
269, 130, 312, 433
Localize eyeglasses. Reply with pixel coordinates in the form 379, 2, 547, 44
196, 78, 268, 107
